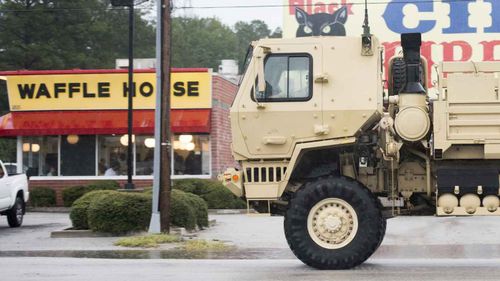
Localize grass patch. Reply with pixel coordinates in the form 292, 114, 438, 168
114, 234, 182, 248
183, 240, 231, 251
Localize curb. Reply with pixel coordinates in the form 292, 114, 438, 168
49, 221, 216, 238
50, 229, 115, 238
208, 209, 256, 215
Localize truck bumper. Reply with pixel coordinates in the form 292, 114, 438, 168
218, 168, 243, 197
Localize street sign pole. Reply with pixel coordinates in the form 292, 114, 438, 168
149, 0, 172, 233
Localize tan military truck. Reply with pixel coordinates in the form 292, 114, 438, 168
221, 29, 500, 269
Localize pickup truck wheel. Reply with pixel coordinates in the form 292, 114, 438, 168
284, 176, 385, 269
7, 197, 24, 227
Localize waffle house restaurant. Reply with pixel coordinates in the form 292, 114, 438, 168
0, 68, 237, 204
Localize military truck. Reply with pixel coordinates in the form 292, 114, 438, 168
221, 21, 500, 269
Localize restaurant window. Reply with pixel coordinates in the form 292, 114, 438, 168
22, 136, 58, 176
173, 134, 210, 176
98, 135, 128, 176
61, 135, 96, 176
136, 135, 154, 175
22, 137, 40, 176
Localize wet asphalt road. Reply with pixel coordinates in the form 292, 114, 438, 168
4, 213, 500, 280
2, 257, 500, 281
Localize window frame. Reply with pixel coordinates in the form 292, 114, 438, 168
21, 133, 212, 180
252, 53, 313, 103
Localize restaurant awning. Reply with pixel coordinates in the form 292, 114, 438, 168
0, 109, 211, 136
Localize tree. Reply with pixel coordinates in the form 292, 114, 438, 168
0, 0, 156, 70
234, 20, 271, 69
170, 17, 276, 71
171, 17, 238, 70
270, 27, 283, 38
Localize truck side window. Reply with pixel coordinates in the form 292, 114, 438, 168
255, 54, 312, 102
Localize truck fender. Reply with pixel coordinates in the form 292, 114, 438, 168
278, 137, 356, 196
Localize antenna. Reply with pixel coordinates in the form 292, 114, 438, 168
363, 0, 370, 36
361, 0, 373, 56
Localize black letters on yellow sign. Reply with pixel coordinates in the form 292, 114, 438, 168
17, 82, 112, 99
173, 81, 200, 97
122, 82, 155, 97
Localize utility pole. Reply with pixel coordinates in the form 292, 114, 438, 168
158, 0, 172, 233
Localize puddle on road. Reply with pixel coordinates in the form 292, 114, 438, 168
0, 248, 295, 260
2, 244, 500, 260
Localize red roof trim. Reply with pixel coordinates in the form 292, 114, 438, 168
0, 109, 211, 136
0, 68, 209, 76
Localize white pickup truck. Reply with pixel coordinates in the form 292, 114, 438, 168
0, 160, 29, 227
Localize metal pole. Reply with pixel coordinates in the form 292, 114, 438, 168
159, 0, 172, 233
149, 0, 163, 233
125, 2, 135, 190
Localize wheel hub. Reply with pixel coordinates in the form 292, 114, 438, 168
307, 198, 358, 249
323, 215, 341, 232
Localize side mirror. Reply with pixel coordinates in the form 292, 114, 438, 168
252, 46, 271, 105
256, 54, 266, 95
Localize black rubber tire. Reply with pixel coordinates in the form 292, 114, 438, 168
390, 57, 406, 96
7, 197, 24, 228
284, 176, 386, 269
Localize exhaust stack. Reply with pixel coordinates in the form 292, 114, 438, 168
394, 33, 430, 142
400, 33, 425, 94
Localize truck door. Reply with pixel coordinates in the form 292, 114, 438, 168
237, 44, 323, 157
0, 163, 10, 209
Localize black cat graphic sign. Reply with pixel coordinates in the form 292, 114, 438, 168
286, 0, 353, 37
295, 6, 348, 37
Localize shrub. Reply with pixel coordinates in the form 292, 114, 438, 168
170, 189, 197, 231
62, 181, 119, 207
87, 192, 151, 234
202, 186, 247, 209
87, 180, 120, 190
173, 179, 245, 209
29, 187, 56, 207
183, 192, 209, 228
70, 190, 118, 230
62, 186, 87, 207
71, 188, 207, 233
143, 188, 208, 230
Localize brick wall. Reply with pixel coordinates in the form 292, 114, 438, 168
29, 179, 153, 206
211, 75, 239, 177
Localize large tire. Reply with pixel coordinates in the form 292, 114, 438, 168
284, 176, 385, 269
390, 57, 406, 96
7, 196, 25, 228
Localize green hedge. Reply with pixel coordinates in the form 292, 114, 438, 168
87, 192, 151, 234
181, 191, 209, 228
173, 179, 246, 209
70, 190, 117, 230
170, 189, 197, 231
70, 188, 209, 233
29, 187, 56, 207
62, 180, 120, 207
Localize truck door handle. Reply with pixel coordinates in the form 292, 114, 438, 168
263, 136, 287, 145
314, 124, 330, 135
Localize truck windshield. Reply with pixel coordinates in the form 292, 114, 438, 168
239, 45, 253, 85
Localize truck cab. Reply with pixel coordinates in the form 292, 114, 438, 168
0, 160, 29, 227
